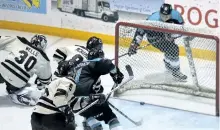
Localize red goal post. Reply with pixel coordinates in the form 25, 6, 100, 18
114, 21, 219, 116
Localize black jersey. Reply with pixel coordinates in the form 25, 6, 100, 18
73, 58, 115, 96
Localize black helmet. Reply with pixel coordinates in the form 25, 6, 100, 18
88, 48, 104, 60
160, 3, 172, 15
86, 36, 103, 50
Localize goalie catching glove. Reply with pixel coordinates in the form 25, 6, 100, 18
128, 43, 139, 56
110, 66, 124, 84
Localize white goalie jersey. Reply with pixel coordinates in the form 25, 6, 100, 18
53, 45, 88, 63
0, 36, 52, 88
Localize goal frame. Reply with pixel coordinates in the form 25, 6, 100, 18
114, 21, 220, 116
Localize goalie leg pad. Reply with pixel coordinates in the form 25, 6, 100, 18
7, 84, 42, 106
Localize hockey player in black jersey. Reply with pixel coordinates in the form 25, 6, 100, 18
68, 48, 124, 130
128, 3, 187, 81
31, 54, 106, 130
0, 35, 52, 106
53, 36, 124, 130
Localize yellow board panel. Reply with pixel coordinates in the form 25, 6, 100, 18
0, 20, 216, 61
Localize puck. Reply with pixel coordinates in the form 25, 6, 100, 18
140, 102, 145, 105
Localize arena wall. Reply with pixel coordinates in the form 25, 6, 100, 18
0, 0, 219, 61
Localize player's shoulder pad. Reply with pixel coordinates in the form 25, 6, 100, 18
75, 45, 88, 51
170, 10, 184, 24
17, 36, 50, 61
147, 11, 160, 20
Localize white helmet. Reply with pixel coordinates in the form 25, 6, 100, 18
30, 34, 47, 51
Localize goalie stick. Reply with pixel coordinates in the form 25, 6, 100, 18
108, 101, 143, 126
73, 65, 134, 115
106, 64, 134, 101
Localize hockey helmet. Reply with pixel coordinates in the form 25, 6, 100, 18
31, 34, 47, 51
86, 36, 103, 50
160, 3, 172, 22
88, 48, 104, 60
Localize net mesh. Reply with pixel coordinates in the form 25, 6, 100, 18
114, 20, 218, 99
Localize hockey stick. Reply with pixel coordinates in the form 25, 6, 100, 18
105, 65, 134, 101
108, 101, 143, 126
111, 44, 151, 61
74, 70, 134, 115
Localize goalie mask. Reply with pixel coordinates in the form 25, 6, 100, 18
160, 3, 172, 22
86, 36, 103, 50
31, 34, 47, 51
88, 48, 104, 60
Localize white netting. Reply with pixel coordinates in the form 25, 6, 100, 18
114, 20, 218, 99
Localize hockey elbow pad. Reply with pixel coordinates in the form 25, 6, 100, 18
110, 67, 124, 84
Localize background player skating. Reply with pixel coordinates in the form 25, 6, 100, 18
128, 3, 187, 81
0, 35, 52, 106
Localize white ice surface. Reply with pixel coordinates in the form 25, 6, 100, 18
0, 29, 219, 130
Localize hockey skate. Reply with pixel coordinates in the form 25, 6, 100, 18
172, 71, 187, 82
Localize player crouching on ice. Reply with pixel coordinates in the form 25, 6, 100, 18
0, 35, 52, 106
128, 3, 187, 81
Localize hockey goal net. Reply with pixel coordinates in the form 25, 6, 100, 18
114, 21, 219, 116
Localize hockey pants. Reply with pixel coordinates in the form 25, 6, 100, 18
149, 39, 180, 72
80, 102, 117, 124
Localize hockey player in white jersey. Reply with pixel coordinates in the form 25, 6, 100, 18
53, 36, 103, 64
52, 36, 103, 80
0, 35, 52, 106
31, 55, 106, 130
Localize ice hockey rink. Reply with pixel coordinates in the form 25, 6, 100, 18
0, 29, 219, 130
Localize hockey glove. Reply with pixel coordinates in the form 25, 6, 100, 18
89, 93, 106, 105
110, 67, 124, 84
55, 60, 69, 77
59, 105, 75, 125
92, 85, 104, 94
128, 43, 139, 56
34, 78, 45, 90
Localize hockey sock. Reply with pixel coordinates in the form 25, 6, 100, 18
108, 118, 123, 130
84, 117, 103, 130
